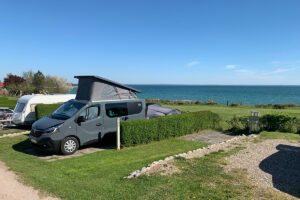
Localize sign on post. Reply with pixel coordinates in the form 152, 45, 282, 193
116, 117, 120, 150
249, 111, 259, 134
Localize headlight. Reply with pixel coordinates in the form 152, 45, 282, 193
44, 124, 63, 134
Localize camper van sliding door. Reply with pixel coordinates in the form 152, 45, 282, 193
76, 105, 102, 145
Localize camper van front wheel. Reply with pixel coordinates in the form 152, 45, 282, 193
61, 137, 79, 155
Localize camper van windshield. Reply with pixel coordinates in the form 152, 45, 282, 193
51, 101, 85, 120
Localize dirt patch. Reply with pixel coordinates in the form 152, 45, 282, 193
181, 130, 236, 144
225, 139, 300, 199
0, 161, 59, 200
24, 145, 114, 162
0, 130, 30, 138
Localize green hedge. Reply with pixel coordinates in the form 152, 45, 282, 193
35, 104, 61, 120
120, 111, 220, 147
227, 113, 299, 134
260, 113, 297, 133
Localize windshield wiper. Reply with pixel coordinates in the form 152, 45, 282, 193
51, 113, 70, 120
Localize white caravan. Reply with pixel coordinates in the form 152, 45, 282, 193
12, 94, 76, 125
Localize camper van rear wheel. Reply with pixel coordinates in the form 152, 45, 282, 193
61, 137, 79, 155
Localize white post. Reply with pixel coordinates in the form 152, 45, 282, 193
117, 117, 120, 150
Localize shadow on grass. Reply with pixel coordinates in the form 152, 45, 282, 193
12, 136, 116, 159
259, 144, 300, 198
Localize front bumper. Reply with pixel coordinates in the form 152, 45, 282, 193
30, 135, 61, 153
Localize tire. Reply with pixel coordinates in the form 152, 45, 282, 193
60, 137, 79, 155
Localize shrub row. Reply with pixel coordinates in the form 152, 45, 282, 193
227, 113, 299, 134
120, 111, 220, 147
260, 113, 297, 133
146, 99, 218, 105
35, 103, 61, 120
255, 104, 296, 109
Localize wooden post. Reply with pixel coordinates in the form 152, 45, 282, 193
116, 117, 120, 150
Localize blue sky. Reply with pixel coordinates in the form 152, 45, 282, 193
0, 0, 300, 85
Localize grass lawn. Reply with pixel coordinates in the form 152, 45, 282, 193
259, 131, 300, 143
0, 95, 18, 108
0, 136, 208, 200
0, 132, 295, 199
165, 104, 300, 129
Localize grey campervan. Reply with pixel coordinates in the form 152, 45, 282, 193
30, 76, 145, 155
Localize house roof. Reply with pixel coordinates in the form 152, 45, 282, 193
0, 82, 4, 88
74, 75, 141, 93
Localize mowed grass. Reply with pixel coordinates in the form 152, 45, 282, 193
0, 136, 207, 200
259, 131, 300, 143
0, 95, 18, 108
0, 133, 291, 200
164, 104, 300, 129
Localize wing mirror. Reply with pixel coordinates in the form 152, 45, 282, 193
77, 116, 86, 124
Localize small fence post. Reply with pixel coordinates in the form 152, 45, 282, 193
116, 117, 120, 150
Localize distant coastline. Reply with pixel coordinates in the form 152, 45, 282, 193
130, 85, 300, 105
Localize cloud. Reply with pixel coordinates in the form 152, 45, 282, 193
234, 69, 254, 74
187, 61, 199, 67
271, 68, 295, 74
271, 61, 280, 65
226, 65, 238, 69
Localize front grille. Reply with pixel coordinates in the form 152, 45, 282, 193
31, 129, 44, 137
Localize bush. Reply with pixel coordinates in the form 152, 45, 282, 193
260, 113, 297, 133
205, 99, 218, 105
120, 111, 220, 147
255, 104, 297, 109
272, 104, 286, 109
35, 103, 61, 120
230, 103, 242, 107
226, 116, 249, 134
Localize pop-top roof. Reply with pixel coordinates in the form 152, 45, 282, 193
74, 76, 141, 93
74, 75, 141, 101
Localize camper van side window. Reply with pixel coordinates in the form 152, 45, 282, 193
79, 105, 100, 121
105, 103, 128, 118
127, 102, 143, 115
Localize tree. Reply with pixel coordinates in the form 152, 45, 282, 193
43, 75, 72, 93
22, 70, 34, 85
33, 70, 45, 90
4, 74, 26, 88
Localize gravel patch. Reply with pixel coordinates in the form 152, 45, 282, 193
0, 131, 30, 138
225, 139, 300, 199
181, 130, 236, 144
24, 145, 114, 162
125, 134, 256, 178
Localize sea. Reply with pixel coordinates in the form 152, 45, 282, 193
129, 85, 300, 105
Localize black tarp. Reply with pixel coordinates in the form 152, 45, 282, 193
146, 103, 181, 119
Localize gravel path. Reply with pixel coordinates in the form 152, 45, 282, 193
225, 139, 300, 199
0, 161, 59, 200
